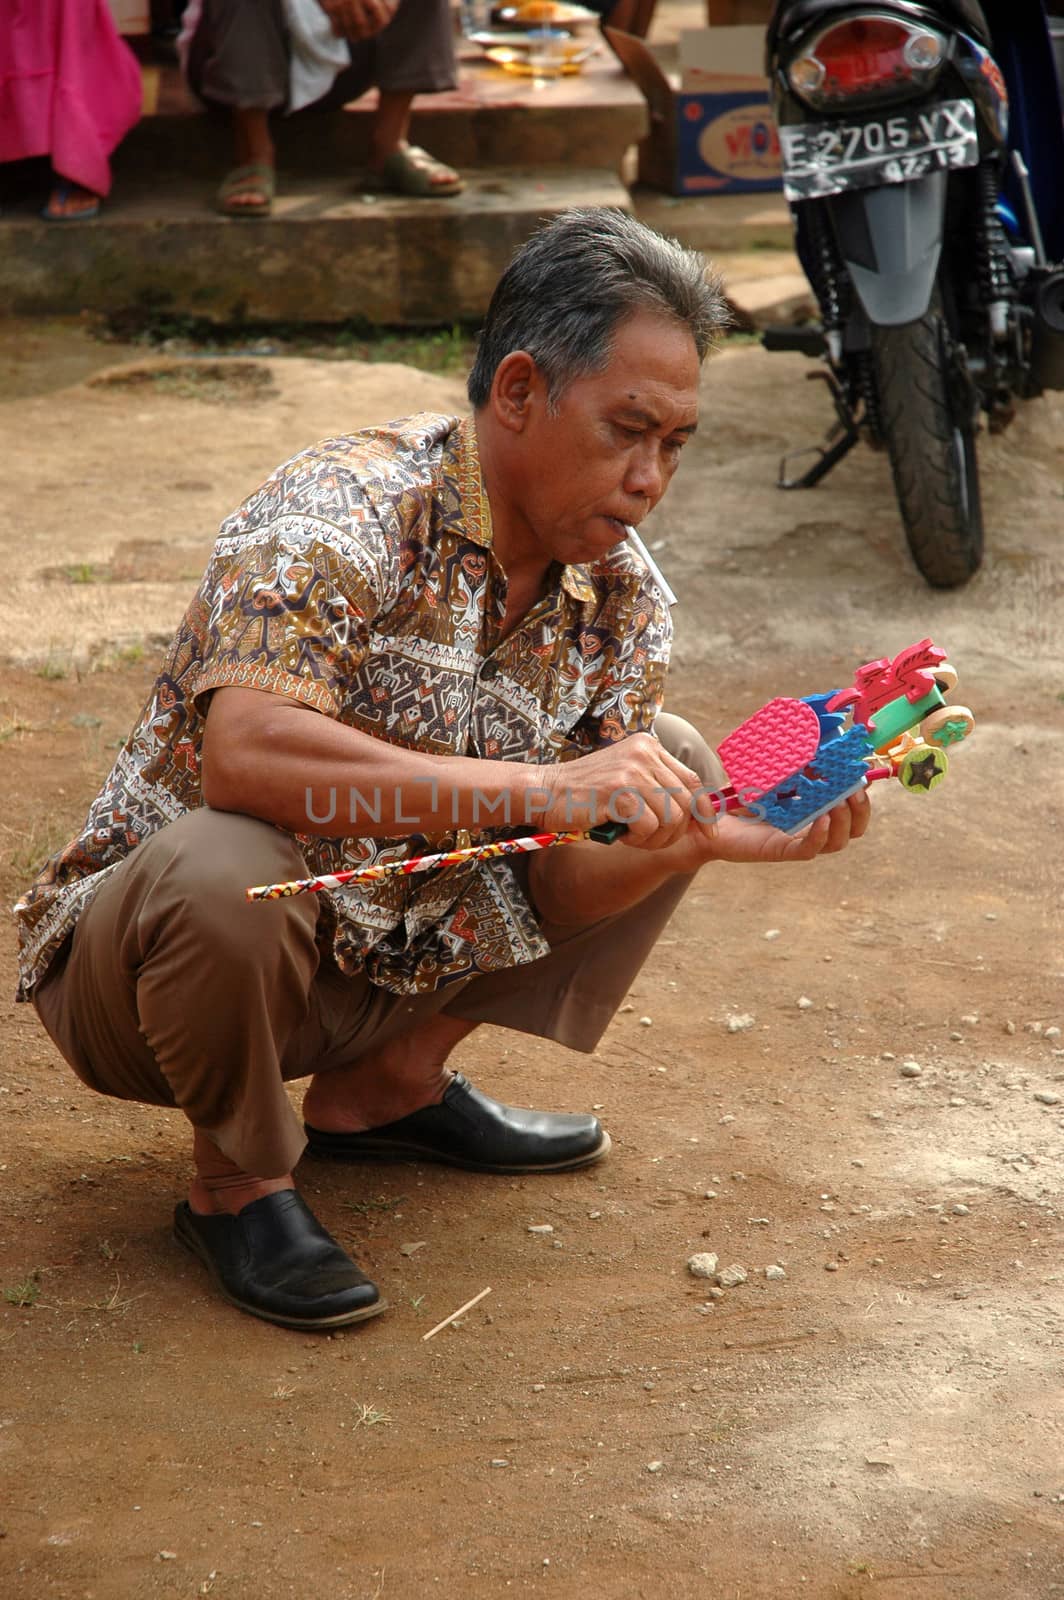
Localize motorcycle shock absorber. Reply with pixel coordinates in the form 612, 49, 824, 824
975, 162, 1015, 343
805, 204, 880, 441
806, 204, 848, 363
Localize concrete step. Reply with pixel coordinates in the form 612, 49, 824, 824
0, 168, 632, 324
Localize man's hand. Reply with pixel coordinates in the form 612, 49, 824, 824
676, 788, 872, 870
528, 784, 872, 928
540, 732, 716, 852
318, 0, 397, 39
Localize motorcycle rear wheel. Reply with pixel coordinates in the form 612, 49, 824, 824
870, 301, 984, 589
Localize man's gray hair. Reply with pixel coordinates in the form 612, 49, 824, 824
467, 207, 728, 410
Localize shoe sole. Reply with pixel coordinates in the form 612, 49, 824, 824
303, 1128, 612, 1176
173, 1208, 388, 1332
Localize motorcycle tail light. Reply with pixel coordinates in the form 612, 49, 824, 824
787, 13, 947, 108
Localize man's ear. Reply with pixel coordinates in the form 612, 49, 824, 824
490, 351, 543, 433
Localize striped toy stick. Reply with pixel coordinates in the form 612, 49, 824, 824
247, 823, 622, 902
245, 769, 900, 904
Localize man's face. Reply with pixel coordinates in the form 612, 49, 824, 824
514, 308, 701, 568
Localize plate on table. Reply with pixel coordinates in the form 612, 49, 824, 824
482, 41, 597, 73
490, 4, 600, 31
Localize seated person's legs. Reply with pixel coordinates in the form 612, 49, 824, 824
358, 0, 463, 195
186, 0, 287, 214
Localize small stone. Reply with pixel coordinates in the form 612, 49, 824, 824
880, 1051, 896, 1062
726, 1013, 756, 1033
527, 1223, 554, 1234
707, 1286, 725, 1300
687, 1252, 719, 1280
639, 1016, 653, 1027
1004, 1020, 1016, 1035
1034, 1091, 1061, 1106
719, 1114, 735, 1125
797, 996, 814, 1010
702, 1190, 718, 1200
716, 1264, 748, 1288
491, 1459, 509, 1468
619, 1004, 634, 1014
824, 1261, 839, 1272
870, 1257, 884, 1267
765, 1265, 786, 1281
960, 1013, 979, 1026
952, 1204, 971, 1216
985, 912, 998, 921
1026, 1021, 1044, 1036
647, 1461, 664, 1473
532, 1384, 546, 1392
899, 1060, 922, 1078
157, 1552, 178, 1562
948, 1096, 968, 1107
1045, 1026, 1062, 1040
763, 929, 781, 941
949, 1031, 963, 1042
588, 1210, 601, 1219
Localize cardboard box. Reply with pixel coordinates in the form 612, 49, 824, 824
605, 24, 782, 195
107, 0, 151, 35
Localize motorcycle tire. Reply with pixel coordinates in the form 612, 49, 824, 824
870, 301, 984, 589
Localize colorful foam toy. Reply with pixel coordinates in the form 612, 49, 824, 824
713, 638, 974, 834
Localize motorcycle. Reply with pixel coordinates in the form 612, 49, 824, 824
763, 0, 1064, 587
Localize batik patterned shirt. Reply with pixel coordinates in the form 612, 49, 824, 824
14, 414, 672, 1000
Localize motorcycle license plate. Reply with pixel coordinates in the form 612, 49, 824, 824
779, 98, 978, 202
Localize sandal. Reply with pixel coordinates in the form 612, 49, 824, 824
42, 182, 101, 222
215, 162, 275, 218
365, 144, 465, 199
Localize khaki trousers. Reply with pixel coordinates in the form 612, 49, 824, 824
34, 715, 722, 1178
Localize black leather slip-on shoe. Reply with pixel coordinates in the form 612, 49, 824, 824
303, 1072, 611, 1175
173, 1191, 386, 1331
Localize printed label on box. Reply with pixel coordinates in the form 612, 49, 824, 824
678, 92, 782, 192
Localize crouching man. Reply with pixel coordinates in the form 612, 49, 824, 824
14, 210, 869, 1331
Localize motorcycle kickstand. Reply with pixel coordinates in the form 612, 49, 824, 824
777, 368, 861, 490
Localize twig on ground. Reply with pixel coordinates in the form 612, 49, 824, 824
421, 1286, 492, 1342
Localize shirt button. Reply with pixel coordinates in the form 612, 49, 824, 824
480, 660, 500, 681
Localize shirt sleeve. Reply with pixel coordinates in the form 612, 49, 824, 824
189, 491, 399, 720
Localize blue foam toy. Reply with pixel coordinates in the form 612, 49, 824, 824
801, 691, 848, 743
752, 724, 875, 833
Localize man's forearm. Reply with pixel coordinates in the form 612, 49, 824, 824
201, 689, 552, 839
528, 836, 689, 926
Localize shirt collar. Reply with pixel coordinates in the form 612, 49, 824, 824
453, 416, 639, 608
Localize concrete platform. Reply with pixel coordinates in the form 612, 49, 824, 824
0, 168, 632, 323
0, 17, 799, 326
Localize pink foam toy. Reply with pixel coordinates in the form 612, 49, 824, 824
716, 697, 823, 799
826, 638, 947, 728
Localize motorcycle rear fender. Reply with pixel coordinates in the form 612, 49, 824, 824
827, 170, 948, 326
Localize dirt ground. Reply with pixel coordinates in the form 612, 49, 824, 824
1, 319, 1063, 1600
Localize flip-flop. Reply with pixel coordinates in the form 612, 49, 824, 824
365, 145, 465, 198
41, 182, 101, 222
215, 162, 275, 218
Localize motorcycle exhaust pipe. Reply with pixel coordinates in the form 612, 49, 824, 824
1029, 269, 1064, 392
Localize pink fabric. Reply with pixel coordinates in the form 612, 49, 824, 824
0, 0, 143, 197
